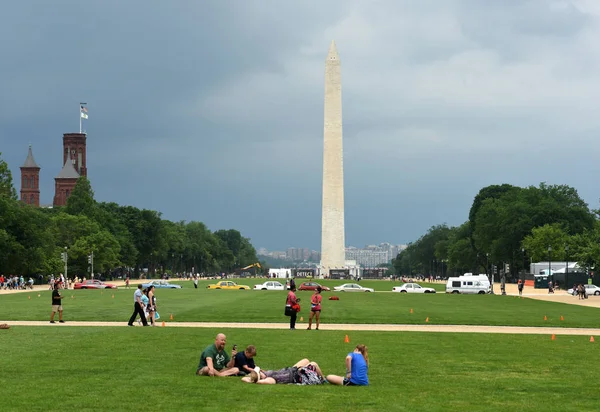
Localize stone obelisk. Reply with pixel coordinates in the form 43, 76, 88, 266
320, 40, 346, 273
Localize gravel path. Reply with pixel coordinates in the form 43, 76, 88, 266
1, 320, 599, 336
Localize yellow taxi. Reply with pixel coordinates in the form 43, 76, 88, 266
206, 281, 251, 290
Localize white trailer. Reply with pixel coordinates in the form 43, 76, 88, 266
530, 262, 571, 275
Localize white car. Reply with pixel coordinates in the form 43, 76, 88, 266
333, 283, 374, 292
568, 284, 600, 296
253, 281, 285, 291
392, 283, 436, 293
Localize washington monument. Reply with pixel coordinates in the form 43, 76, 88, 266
320, 40, 346, 272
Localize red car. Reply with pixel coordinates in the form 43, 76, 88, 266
73, 280, 118, 289
298, 282, 330, 292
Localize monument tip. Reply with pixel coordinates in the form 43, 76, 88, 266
328, 40, 337, 53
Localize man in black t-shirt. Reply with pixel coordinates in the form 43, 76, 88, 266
50, 283, 65, 323
235, 345, 258, 376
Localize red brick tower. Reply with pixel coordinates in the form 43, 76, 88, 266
63, 133, 87, 177
20, 145, 40, 206
53, 150, 80, 207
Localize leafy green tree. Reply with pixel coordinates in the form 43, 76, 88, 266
521, 223, 570, 262
0, 153, 17, 199
214, 229, 258, 268
66, 177, 96, 218
446, 223, 477, 274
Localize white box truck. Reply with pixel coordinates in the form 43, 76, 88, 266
446, 274, 491, 294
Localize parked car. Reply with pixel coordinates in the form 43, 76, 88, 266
74, 280, 118, 289
253, 281, 285, 291
392, 283, 436, 293
568, 284, 600, 296
333, 283, 374, 292
207, 281, 250, 290
298, 282, 331, 292
142, 280, 182, 289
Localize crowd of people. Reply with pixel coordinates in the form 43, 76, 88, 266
0, 275, 34, 290
196, 333, 369, 386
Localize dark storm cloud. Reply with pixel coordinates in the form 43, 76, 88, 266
1, 0, 599, 251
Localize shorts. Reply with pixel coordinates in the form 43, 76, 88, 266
264, 367, 298, 384
52, 305, 63, 312
311, 308, 321, 312
343, 378, 357, 386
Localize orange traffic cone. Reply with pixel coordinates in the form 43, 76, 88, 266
112, 294, 115, 299
28, 295, 31, 300
162, 321, 166, 327
551, 334, 556, 341
590, 336, 595, 343
560, 315, 564, 321
544, 315, 547, 321
344, 335, 350, 343
300, 316, 304, 322
71, 295, 74, 299
169, 314, 174, 320
410, 308, 414, 314
425, 317, 429, 323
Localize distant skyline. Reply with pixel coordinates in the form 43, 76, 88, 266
2, 1, 600, 251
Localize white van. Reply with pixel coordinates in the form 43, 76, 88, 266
446, 274, 491, 294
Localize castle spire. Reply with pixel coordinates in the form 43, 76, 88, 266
22, 144, 40, 168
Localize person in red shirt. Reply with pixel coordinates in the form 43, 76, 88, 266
286, 286, 298, 330
307, 286, 322, 330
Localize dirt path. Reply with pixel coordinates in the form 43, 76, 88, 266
1, 320, 599, 336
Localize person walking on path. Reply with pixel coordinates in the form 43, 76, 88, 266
307, 286, 322, 330
50, 283, 65, 323
147, 285, 156, 326
128, 284, 148, 326
286, 286, 299, 330
518, 280, 524, 296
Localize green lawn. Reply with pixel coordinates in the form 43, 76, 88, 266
2, 283, 599, 328
0, 327, 598, 412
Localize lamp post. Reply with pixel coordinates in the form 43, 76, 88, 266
522, 248, 526, 275
547, 246, 552, 277
64, 246, 68, 282
565, 245, 569, 278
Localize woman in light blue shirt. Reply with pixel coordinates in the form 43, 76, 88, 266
326, 344, 369, 386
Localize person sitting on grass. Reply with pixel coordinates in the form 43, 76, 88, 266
241, 358, 325, 385
326, 344, 369, 386
196, 333, 239, 377
234, 345, 261, 376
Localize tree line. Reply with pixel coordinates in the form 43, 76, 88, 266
0, 153, 259, 278
393, 183, 600, 278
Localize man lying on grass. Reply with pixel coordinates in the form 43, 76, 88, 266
241, 358, 324, 385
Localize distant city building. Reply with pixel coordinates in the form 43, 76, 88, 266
345, 243, 406, 267
259, 243, 404, 267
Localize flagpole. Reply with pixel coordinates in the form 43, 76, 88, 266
79, 102, 87, 134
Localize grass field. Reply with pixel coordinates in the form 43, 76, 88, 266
0, 327, 599, 412
3, 280, 600, 411
2, 280, 599, 328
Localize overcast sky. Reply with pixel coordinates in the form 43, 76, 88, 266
2, 0, 600, 251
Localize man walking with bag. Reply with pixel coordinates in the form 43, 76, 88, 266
128, 284, 148, 326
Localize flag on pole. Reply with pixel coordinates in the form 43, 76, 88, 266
80, 105, 88, 119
